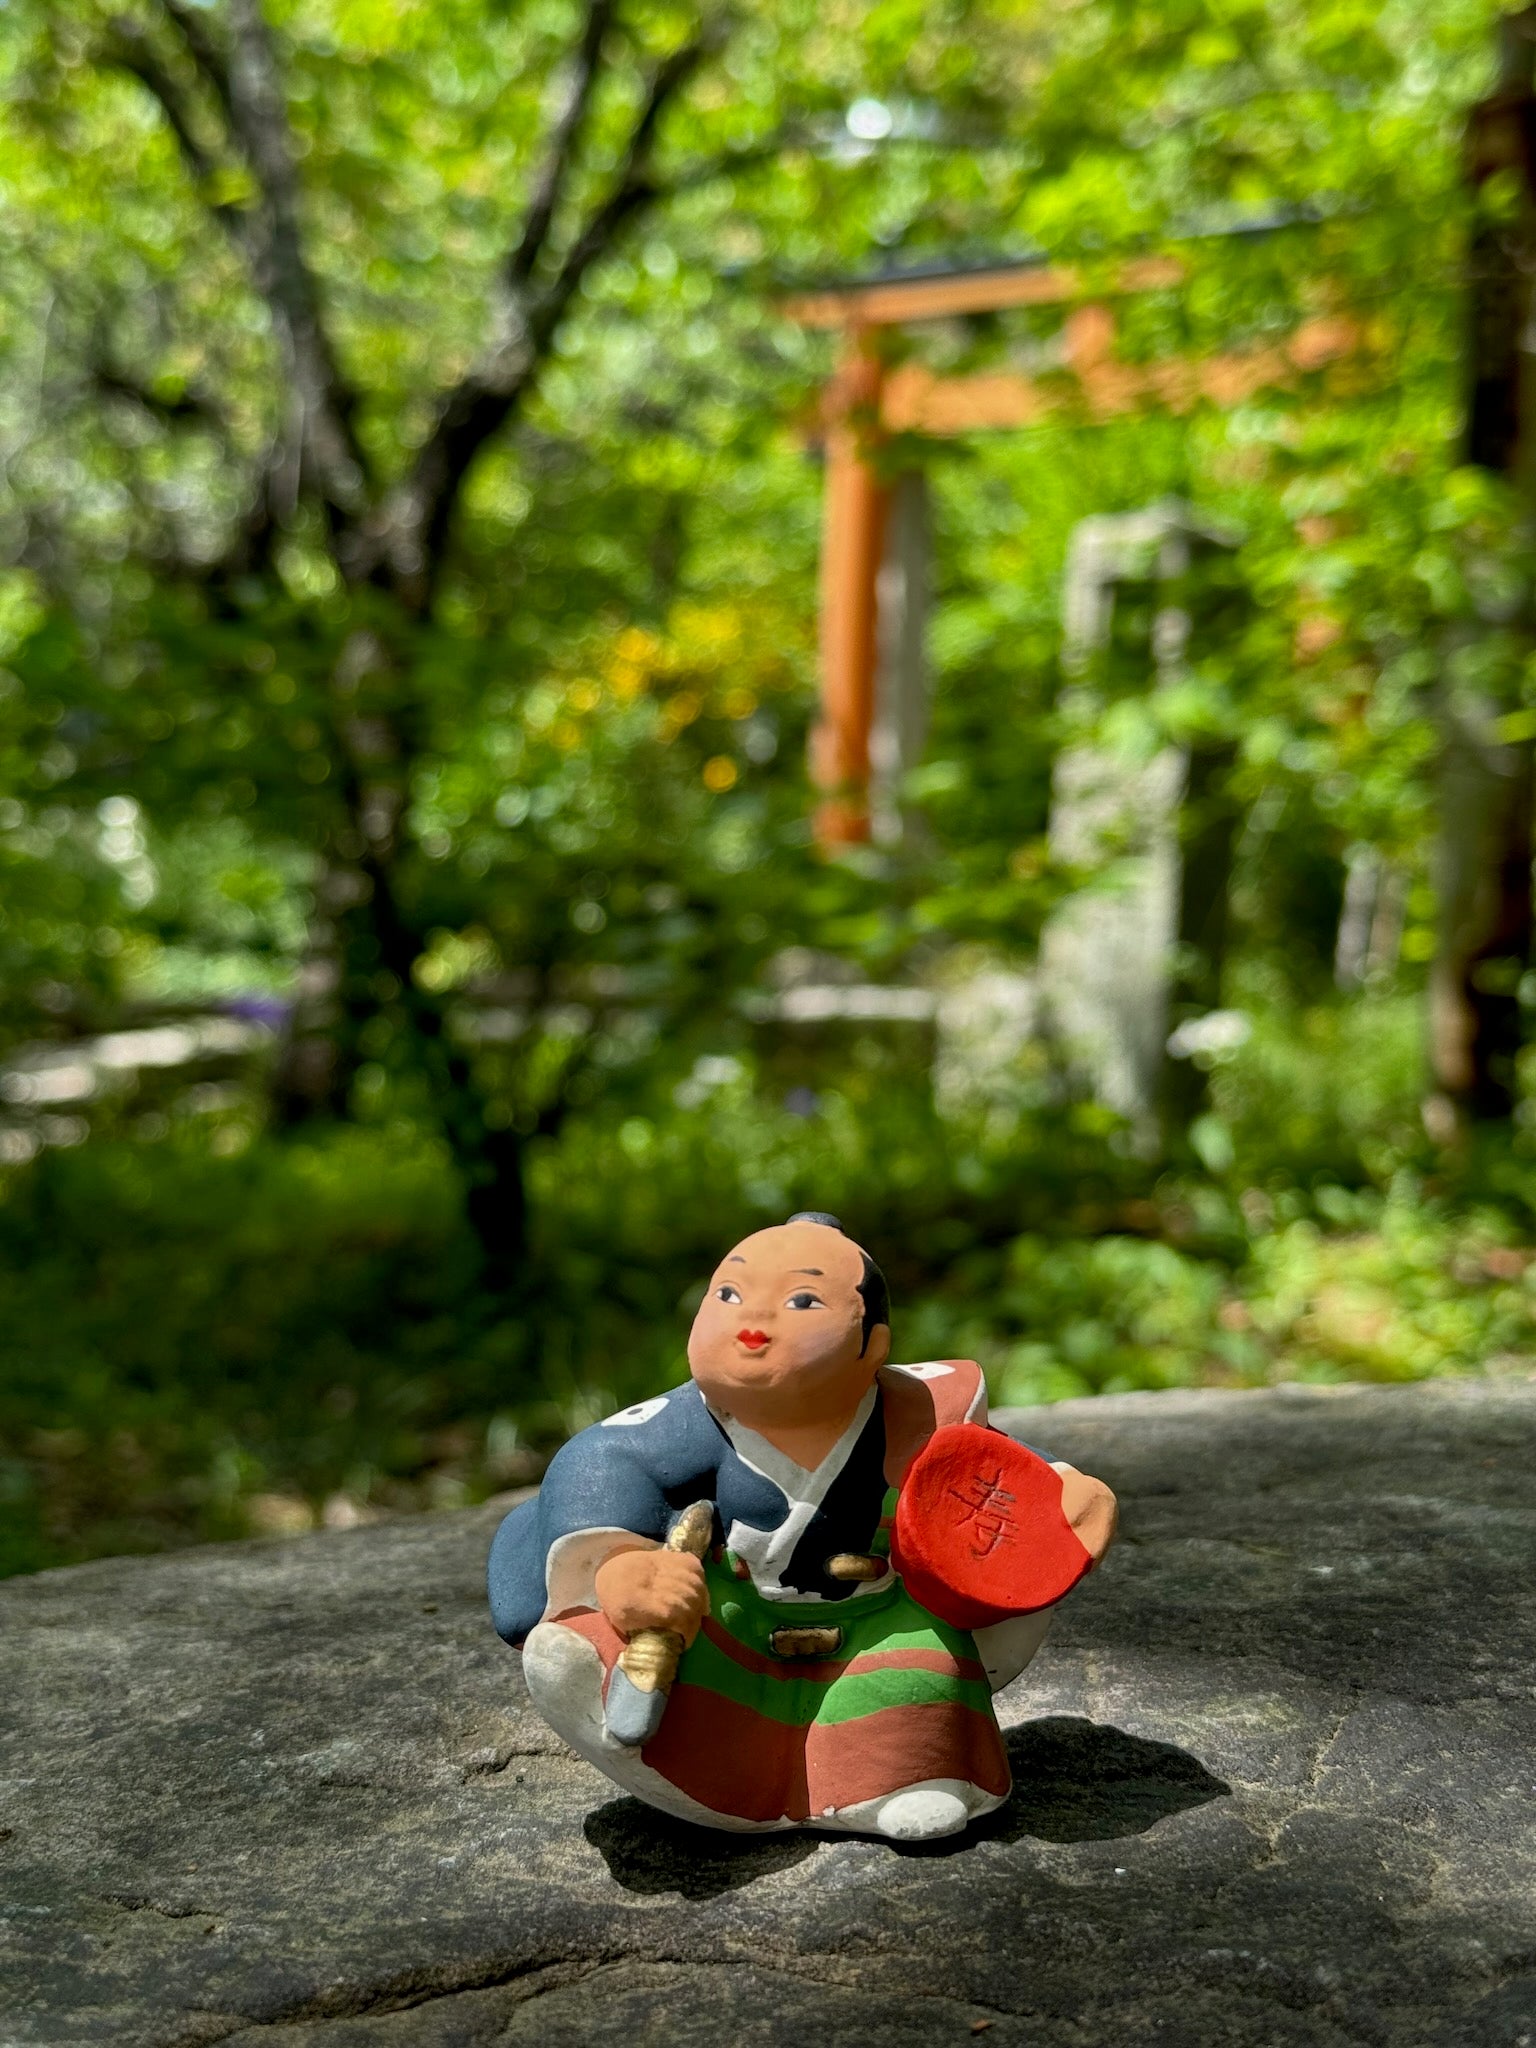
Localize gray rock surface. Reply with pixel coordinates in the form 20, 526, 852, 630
3, 1380, 1535, 2048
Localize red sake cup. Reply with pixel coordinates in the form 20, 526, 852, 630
891, 1422, 1094, 1631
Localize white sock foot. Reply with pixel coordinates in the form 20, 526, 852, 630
522, 1618, 616, 1752
873, 1788, 972, 1841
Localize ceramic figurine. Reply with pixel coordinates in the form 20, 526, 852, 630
488, 1212, 1117, 1840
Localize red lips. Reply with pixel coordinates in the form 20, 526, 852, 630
737, 1329, 769, 1350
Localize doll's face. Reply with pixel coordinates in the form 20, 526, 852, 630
687, 1221, 889, 1425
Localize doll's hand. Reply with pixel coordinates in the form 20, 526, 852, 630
594, 1547, 709, 1645
1053, 1464, 1118, 1564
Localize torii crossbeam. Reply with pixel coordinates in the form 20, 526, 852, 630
783, 255, 1356, 846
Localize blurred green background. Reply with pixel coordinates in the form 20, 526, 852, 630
5, 0, 1536, 1577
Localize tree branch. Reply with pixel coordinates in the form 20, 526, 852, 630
508, 0, 618, 286
101, 19, 262, 277
99, 7, 362, 549
650, 125, 813, 204
104, 16, 210, 170
221, 0, 370, 522
158, 0, 235, 125
377, 27, 712, 605
93, 363, 226, 435
539, 33, 706, 305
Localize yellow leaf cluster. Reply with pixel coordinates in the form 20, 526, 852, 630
545, 599, 800, 751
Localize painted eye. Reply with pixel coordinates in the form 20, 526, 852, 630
715, 1283, 742, 1304
785, 1291, 825, 1311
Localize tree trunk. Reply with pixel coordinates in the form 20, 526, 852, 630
271, 630, 534, 1289
365, 823, 535, 1290
1429, 700, 1533, 1120
1443, 9, 1536, 1122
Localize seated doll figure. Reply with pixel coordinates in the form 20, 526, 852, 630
488, 1213, 1117, 1841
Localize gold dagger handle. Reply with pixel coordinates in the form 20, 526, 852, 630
615, 1499, 714, 1696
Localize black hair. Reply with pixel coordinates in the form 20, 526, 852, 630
785, 1211, 890, 1355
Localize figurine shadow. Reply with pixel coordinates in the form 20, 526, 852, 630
584, 1800, 819, 1900
970, 1716, 1229, 1853
585, 1718, 1227, 1891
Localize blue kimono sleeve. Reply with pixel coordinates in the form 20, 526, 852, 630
486, 1384, 723, 1646
486, 1497, 556, 1646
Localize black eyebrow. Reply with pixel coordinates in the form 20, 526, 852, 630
791, 1268, 823, 1277
726, 1256, 745, 1264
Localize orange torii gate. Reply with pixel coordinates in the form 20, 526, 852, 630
783, 256, 1356, 846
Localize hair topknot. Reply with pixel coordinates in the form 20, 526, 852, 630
787, 1210, 843, 1230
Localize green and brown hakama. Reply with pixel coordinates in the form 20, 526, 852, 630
555, 1547, 1010, 1825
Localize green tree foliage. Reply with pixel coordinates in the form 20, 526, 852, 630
5, 0, 1536, 1572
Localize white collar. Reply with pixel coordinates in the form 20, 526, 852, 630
707, 1383, 878, 1506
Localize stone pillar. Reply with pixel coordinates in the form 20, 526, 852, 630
1039, 499, 1241, 1139
869, 471, 931, 847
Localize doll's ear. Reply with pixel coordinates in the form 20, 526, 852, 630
862, 1321, 891, 1370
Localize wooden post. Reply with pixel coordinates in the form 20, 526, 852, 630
812, 328, 888, 847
